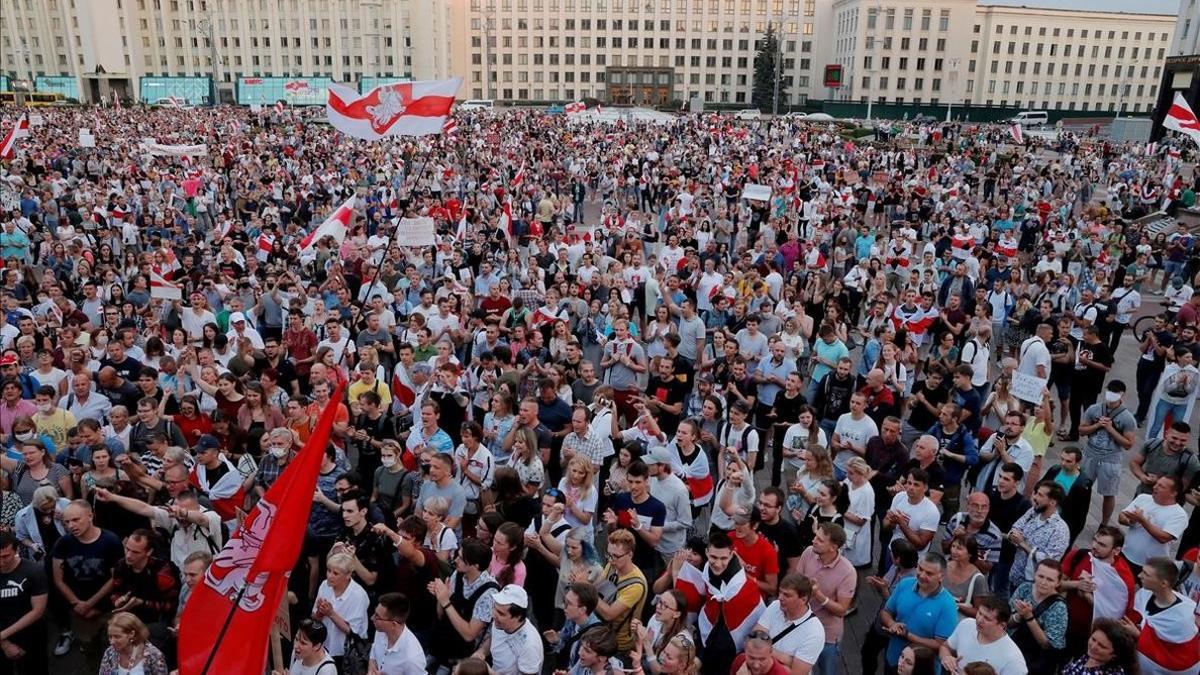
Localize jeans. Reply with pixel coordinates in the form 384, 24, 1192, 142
813, 642, 842, 675
1148, 399, 1189, 439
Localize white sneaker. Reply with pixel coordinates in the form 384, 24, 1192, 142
53, 631, 73, 657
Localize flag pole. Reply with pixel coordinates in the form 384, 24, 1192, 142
198, 584, 250, 675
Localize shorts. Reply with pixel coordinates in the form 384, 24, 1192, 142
1053, 376, 1072, 400
1082, 454, 1122, 496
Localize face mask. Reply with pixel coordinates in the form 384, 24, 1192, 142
380, 456, 397, 469
14, 431, 33, 442
1103, 391, 1122, 404
36, 403, 51, 414
269, 447, 289, 459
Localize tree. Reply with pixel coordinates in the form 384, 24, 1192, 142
752, 25, 787, 113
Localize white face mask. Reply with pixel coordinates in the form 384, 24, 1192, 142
1104, 391, 1122, 404
380, 456, 397, 469
36, 403, 51, 414
269, 447, 289, 459
14, 431, 33, 442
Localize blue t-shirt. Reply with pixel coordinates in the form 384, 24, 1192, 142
609, 492, 666, 572
883, 576, 959, 668
811, 339, 849, 385
953, 387, 982, 433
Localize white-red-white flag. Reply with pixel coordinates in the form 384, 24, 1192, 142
112, 92, 121, 110
326, 78, 461, 140
455, 213, 468, 241
275, 101, 285, 116
1164, 92, 1200, 147
256, 233, 274, 262
1145, 142, 1160, 157
565, 101, 585, 114
1009, 123, 1024, 144
299, 195, 356, 256
497, 199, 514, 246
442, 117, 458, 139
149, 270, 182, 301
0, 114, 30, 160
511, 163, 526, 188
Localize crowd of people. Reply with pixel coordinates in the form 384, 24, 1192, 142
0, 102, 1197, 675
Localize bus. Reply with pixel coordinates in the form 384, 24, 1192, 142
0, 91, 68, 106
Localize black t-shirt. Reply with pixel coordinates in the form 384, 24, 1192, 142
100, 356, 144, 382
51, 529, 123, 602
0, 560, 47, 647
645, 375, 688, 435
1048, 337, 1073, 380
904, 458, 946, 495
770, 392, 807, 427
907, 381, 948, 432
985, 487, 1032, 533
1075, 339, 1114, 391
756, 518, 802, 573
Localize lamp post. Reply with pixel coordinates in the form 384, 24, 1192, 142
196, 11, 220, 106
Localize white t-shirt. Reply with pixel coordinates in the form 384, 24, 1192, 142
1017, 337, 1051, 378
369, 627, 427, 675
843, 480, 876, 567
313, 580, 370, 657
833, 413, 878, 473
947, 620, 1028, 675
888, 493, 940, 554
489, 619, 544, 675
1121, 494, 1189, 565
754, 601, 825, 666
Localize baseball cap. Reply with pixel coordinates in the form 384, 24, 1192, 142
229, 312, 246, 324
193, 434, 221, 453
643, 446, 675, 466
0, 354, 18, 367
492, 584, 529, 609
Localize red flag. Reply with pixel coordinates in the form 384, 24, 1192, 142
177, 384, 345, 675
1165, 92, 1200, 147
0, 114, 30, 160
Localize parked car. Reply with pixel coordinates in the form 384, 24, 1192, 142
911, 114, 939, 123
733, 108, 762, 119
459, 99, 495, 110
1009, 110, 1049, 127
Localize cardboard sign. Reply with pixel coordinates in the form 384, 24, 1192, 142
741, 183, 772, 202
1011, 371, 1048, 404
395, 216, 436, 247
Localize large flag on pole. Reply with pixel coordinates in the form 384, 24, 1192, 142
1164, 91, 1200, 147
177, 383, 345, 675
0, 114, 30, 160
298, 195, 356, 257
1008, 123, 1024, 144
326, 78, 462, 140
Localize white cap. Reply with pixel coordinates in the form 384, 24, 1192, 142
491, 584, 529, 609
229, 312, 246, 324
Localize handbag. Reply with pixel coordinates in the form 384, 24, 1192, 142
341, 630, 371, 675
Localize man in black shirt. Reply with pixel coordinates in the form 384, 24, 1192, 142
902, 367, 948, 448
643, 359, 688, 436
1066, 325, 1113, 441
754, 487, 802, 575
0, 531, 47, 674
985, 462, 1033, 593
814, 357, 856, 438
335, 491, 395, 599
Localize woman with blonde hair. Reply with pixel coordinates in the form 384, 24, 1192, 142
311, 552, 369, 668
787, 443, 834, 520
630, 623, 699, 675
509, 426, 545, 488
99, 612, 169, 675
421, 495, 459, 562
557, 454, 598, 534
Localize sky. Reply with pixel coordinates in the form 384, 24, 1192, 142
984, 0, 1179, 13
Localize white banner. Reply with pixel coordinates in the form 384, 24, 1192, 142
1010, 371, 1048, 404
395, 216, 437, 247
139, 141, 208, 157
78, 129, 95, 148
741, 183, 772, 201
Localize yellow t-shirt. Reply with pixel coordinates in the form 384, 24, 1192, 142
347, 378, 392, 409
599, 564, 648, 653
34, 408, 76, 450
1024, 418, 1052, 457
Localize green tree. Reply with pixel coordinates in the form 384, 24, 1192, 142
752, 25, 786, 113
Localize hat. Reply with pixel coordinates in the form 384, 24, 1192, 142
193, 434, 221, 453
697, 372, 715, 384
643, 446, 675, 466
229, 312, 246, 324
492, 584, 529, 609
0, 354, 17, 367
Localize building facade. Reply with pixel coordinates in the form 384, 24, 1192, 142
0, 0, 1178, 112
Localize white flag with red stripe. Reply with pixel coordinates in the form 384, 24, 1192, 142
442, 117, 458, 139
256, 233, 274, 262
455, 213, 469, 241
326, 78, 461, 140
1008, 123, 1024, 144
275, 101, 285, 116
112, 92, 121, 110
1164, 91, 1200, 147
1145, 142, 1160, 157
511, 163, 526, 188
497, 199, 514, 246
150, 270, 182, 300
0, 114, 30, 160
696, 561, 765, 648
565, 101, 585, 114
299, 195, 356, 257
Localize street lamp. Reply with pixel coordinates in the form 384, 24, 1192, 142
11, 79, 30, 108
196, 12, 220, 106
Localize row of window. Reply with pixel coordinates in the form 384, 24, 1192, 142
473, 51, 811, 70
472, 16, 810, 35
863, 7, 952, 33
970, 60, 1160, 82
982, 24, 1166, 42
972, 80, 1157, 99
975, 41, 1165, 61
862, 36, 948, 52
470, 0, 811, 15
473, 35, 808, 51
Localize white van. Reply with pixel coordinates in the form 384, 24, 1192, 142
1010, 110, 1048, 127
459, 99, 494, 110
